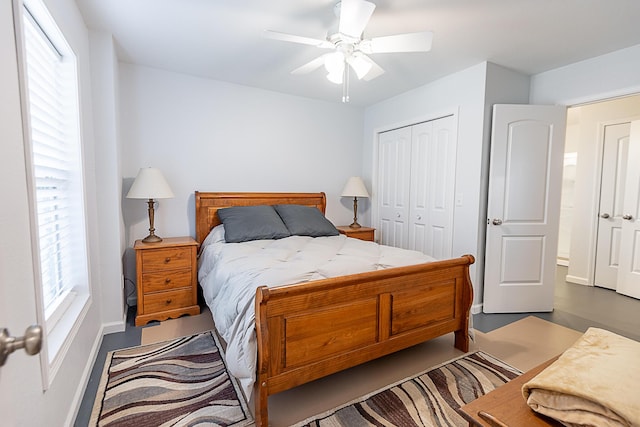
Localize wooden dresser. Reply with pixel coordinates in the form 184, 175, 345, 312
134, 236, 200, 326
336, 226, 375, 241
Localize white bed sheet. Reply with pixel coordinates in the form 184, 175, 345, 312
197, 225, 435, 397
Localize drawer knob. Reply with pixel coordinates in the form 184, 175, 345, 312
165, 299, 172, 305
165, 278, 172, 284
164, 257, 171, 263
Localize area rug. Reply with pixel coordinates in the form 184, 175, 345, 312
90, 331, 253, 427
292, 351, 521, 427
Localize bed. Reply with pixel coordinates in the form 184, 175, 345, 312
195, 191, 474, 427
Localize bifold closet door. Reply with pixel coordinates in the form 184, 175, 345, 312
378, 126, 411, 248
377, 115, 456, 258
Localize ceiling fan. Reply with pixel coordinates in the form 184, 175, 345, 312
265, 0, 433, 102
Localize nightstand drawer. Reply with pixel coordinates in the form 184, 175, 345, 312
336, 226, 375, 242
141, 247, 192, 271
142, 288, 194, 314
142, 269, 192, 293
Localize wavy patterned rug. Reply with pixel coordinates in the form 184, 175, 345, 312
292, 351, 521, 427
90, 331, 253, 426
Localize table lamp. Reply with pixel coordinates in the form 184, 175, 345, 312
341, 176, 370, 229
126, 167, 174, 243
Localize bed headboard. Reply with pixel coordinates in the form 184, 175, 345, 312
194, 192, 328, 246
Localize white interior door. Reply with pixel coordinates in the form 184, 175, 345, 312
594, 122, 630, 290
378, 126, 411, 248
0, 0, 47, 420
617, 120, 640, 299
483, 104, 567, 313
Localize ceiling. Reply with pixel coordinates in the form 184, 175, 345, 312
75, 0, 640, 106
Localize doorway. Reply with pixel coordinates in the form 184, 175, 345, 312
558, 94, 640, 292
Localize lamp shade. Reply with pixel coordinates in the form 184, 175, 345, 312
126, 168, 174, 199
341, 176, 369, 198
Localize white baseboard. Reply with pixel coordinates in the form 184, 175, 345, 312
565, 275, 590, 286
471, 303, 482, 315
556, 258, 569, 267
102, 319, 126, 335
66, 324, 105, 427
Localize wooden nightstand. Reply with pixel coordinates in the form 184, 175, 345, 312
134, 236, 200, 326
336, 226, 375, 242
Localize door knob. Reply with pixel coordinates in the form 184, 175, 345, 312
622, 214, 633, 220
600, 213, 610, 219
492, 219, 503, 225
0, 325, 43, 367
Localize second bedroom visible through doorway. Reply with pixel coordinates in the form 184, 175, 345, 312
558, 94, 640, 299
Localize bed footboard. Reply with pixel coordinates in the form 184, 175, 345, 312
253, 254, 474, 426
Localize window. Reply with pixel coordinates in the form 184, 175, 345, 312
19, 0, 90, 382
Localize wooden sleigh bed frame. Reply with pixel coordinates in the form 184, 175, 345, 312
195, 191, 474, 426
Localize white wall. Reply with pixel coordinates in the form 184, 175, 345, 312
530, 44, 640, 106
90, 30, 127, 330
0, 0, 122, 425
363, 62, 530, 310
363, 64, 486, 293
119, 63, 365, 245
558, 109, 580, 262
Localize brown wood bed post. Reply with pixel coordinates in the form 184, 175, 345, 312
254, 287, 270, 427
455, 254, 475, 352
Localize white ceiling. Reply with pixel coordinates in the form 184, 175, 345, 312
75, 0, 640, 106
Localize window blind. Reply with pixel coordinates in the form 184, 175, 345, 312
22, 5, 84, 327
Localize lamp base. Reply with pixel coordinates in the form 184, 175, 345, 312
142, 198, 163, 243
348, 222, 362, 229
142, 234, 163, 243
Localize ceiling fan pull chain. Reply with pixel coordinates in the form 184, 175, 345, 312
342, 65, 350, 103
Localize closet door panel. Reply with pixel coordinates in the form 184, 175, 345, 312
409, 116, 456, 258
409, 121, 432, 253
378, 127, 411, 248
428, 116, 456, 259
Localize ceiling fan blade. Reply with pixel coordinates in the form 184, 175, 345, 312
366, 31, 433, 53
264, 30, 333, 49
360, 55, 384, 81
291, 55, 327, 75
338, 0, 376, 39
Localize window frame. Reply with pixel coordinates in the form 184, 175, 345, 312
14, 0, 92, 388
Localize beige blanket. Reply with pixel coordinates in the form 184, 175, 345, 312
522, 328, 640, 427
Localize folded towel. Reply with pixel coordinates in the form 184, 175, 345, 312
522, 328, 640, 427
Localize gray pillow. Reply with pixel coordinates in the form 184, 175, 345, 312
217, 205, 291, 243
274, 204, 339, 237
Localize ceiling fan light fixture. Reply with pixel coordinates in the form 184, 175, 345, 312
265, 0, 433, 102
347, 53, 372, 79
324, 51, 345, 75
